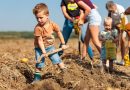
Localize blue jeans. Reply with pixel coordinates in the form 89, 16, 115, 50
59, 19, 93, 59
35, 46, 62, 68
100, 46, 106, 60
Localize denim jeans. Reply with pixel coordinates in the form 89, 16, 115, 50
100, 46, 106, 60
59, 19, 93, 59
35, 46, 62, 68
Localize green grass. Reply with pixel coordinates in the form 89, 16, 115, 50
0, 31, 78, 39
0, 31, 34, 39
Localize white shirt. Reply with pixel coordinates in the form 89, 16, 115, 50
116, 4, 128, 24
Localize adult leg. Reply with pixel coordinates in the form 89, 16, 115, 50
120, 31, 126, 65
82, 26, 91, 59
84, 9, 101, 54
121, 36, 125, 60
89, 25, 101, 53
81, 24, 94, 59
61, 19, 73, 43
58, 19, 73, 56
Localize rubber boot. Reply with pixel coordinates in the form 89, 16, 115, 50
33, 72, 42, 81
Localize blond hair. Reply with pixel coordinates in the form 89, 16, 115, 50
104, 17, 112, 25
33, 3, 49, 15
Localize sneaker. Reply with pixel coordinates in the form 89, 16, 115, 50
113, 60, 118, 64
115, 60, 125, 66
97, 60, 103, 67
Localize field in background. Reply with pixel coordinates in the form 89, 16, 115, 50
1, 31, 130, 90
0, 31, 78, 39
0, 31, 34, 39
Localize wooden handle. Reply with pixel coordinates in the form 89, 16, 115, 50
37, 45, 69, 63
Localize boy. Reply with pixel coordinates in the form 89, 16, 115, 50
59, 0, 94, 61
99, 17, 118, 73
106, 1, 128, 65
33, 3, 67, 82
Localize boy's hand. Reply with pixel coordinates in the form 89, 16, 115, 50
61, 44, 68, 50
43, 53, 48, 58
37, 53, 48, 63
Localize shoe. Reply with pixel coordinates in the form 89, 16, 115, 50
31, 72, 42, 84
115, 60, 125, 66
113, 60, 118, 64
33, 72, 42, 81
97, 60, 103, 67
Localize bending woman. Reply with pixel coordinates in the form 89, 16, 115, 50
74, 0, 102, 59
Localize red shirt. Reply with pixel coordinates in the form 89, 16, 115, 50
75, 0, 94, 9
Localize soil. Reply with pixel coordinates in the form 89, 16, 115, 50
0, 38, 130, 90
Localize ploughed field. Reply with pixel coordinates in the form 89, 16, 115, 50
0, 38, 130, 90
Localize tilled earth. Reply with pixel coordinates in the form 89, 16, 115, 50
0, 38, 130, 90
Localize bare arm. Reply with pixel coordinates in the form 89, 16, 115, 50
77, 1, 91, 20
93, 3, 98, 9
79, 9, 85, 23
61, 5, 73, 22
56, 31, 65, 44
37, 36, 46, 54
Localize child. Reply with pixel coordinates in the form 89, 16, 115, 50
106, 1, 128, 65
99, 17, 118, 72
59, 0, 94, 61
32, 3, 67, 82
